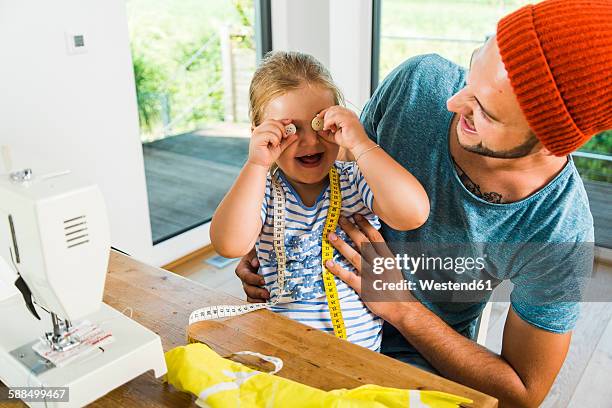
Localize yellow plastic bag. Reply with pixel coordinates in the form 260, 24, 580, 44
164, 344, 472, 408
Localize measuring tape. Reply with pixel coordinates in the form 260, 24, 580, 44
190, 168, 346, 339
320, 168, 346, 338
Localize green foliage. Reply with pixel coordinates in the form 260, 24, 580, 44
165, 32, 225, 128
234, 0, 254, 30
231, 0, 255, 50
132, 52, 167, 133
127, 0, 255, 140
575, 131, 612, 182
582, 130, 612, 155
379, 0, 536, 76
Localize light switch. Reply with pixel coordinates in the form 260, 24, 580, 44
65, 32, 88, 55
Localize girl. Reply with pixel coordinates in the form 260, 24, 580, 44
210, 51, 429, 351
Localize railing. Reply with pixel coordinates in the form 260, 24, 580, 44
141, 25, 253, 142
381, 34, 484, 45
158, 80, 224, 138
150, 34, 220, 139
159, 35, 218, 93
573, 151, 612, 184
573, 151, 612, 162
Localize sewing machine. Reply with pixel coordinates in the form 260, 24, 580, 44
0, 167, 166, 407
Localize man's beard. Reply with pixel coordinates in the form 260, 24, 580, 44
458, 131, 539, 159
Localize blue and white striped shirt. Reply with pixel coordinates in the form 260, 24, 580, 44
256, 161, 383, 351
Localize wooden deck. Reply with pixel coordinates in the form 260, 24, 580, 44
143, 133, 611, 247
143, 130, 249, 243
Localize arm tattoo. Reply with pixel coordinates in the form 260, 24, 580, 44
452, 157, 503, 204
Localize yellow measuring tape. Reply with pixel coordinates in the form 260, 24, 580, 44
271, 167, 345, 338
320, 168, 346, 339
189, 168, 346, 340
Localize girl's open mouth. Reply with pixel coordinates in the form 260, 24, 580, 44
296, 152, 324, 168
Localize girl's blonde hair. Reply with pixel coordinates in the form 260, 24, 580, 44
249, 51, 344, 126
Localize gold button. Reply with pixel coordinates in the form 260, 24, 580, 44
311, 116, 324, 132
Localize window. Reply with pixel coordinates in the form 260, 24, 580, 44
127, 0, 268, 244
573, 133, 612, 248
374, 0, 611, 248
376, 0, 526, 82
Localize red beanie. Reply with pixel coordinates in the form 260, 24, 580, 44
497, 0, 612, 156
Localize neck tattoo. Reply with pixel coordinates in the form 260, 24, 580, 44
452, 157, 503, 204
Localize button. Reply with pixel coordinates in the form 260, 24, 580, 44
284, 123, 296, 136
311, 116, 324, 132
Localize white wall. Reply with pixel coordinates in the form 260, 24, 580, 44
271, 0, 373, 110
271, 0, 331, 67
0, 256, 17, 302
0, 0, 153, 262
329, 0, 373, 111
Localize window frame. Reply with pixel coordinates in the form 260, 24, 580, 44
255, 0, 273, 63
370, 0, 381, 95
142, 0, 272, 247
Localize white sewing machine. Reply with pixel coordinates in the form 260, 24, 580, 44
0, 167, 166, 407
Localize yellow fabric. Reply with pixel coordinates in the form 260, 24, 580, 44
165, 344, 473, 408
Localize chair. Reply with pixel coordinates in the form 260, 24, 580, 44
474, 302, 493, 346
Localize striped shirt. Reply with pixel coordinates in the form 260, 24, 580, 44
256, 161, 383, 351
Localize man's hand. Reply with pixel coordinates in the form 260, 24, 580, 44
234, 249, 270, 303
324, 214, 414, 323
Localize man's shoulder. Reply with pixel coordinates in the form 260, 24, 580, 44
382, 54, 465, 93
391, 53, 463, 76
368, 54, 465, 123
529, 162, 594, 243
360, 54, 465, 165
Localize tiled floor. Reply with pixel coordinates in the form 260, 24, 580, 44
179, 251, 612, 406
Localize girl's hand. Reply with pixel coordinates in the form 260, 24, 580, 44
248, 119, 298, 168
317, 106, 372, 153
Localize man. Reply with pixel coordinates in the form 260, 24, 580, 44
235, 0, 612, 406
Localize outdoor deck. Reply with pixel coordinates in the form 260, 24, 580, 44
142, 127, 249, 244
143, 132, 611, 247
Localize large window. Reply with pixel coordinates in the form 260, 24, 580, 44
127, 0, 265, 244
375, 0, 612, 248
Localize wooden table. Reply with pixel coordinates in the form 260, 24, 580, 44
1, 251, 497, 407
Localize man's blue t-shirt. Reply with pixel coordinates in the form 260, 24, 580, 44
360, 54, 594, 355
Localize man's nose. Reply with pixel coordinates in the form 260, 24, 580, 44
446, 89, 472, 116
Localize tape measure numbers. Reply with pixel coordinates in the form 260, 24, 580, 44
320, 167, 346, 338
189, 303, 268, 325
190, 168, 346, 339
